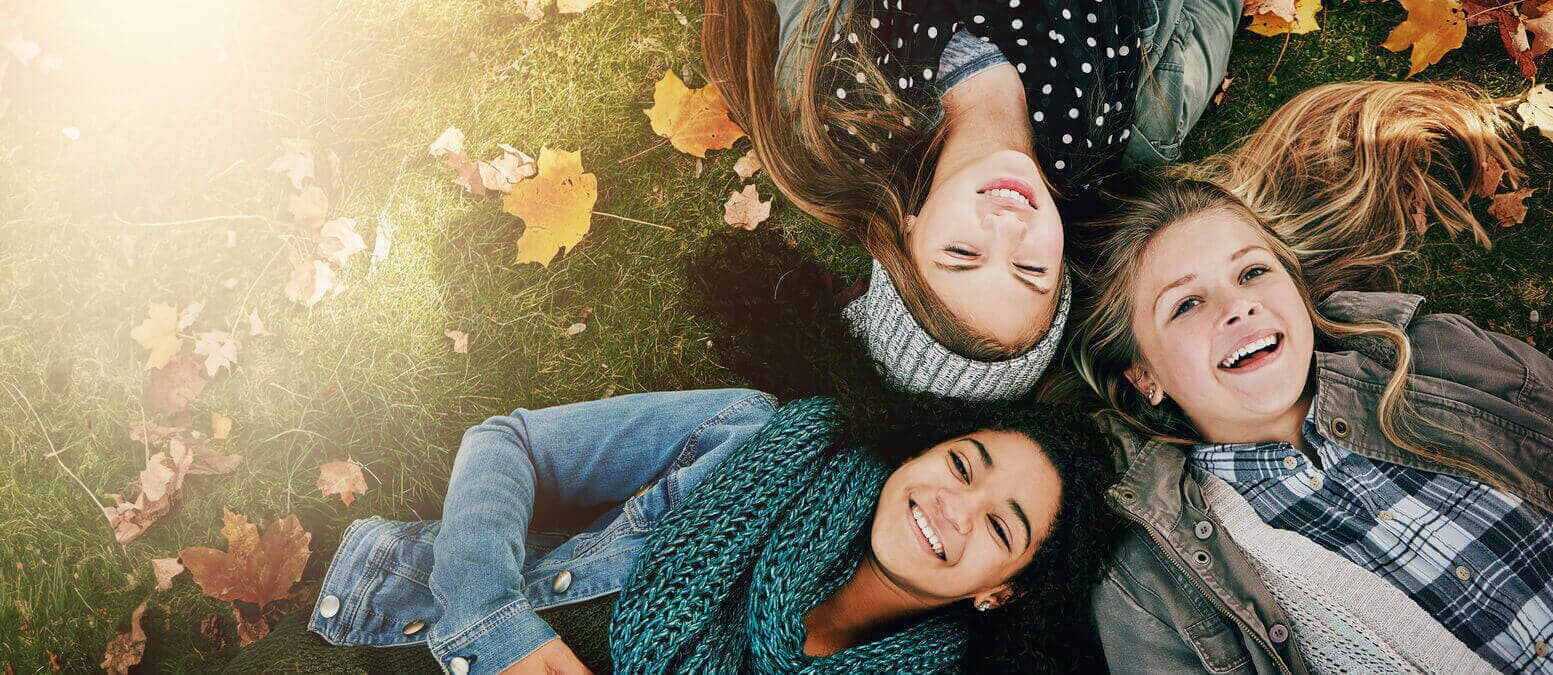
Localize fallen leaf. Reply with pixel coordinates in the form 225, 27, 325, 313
103, 436, 196, 543
1488, 188, 1536, 226
100, 602, 146, 675
1382, 0, 1468, 77
177, 302, 204, 331
1243, 0, 1297, 22
211, 412, 233, 440
235, 608, 270, 646
151, 558, 184, 591
148, 353, 208, 414
183, 437, 243, 476
519, 0, 550, 20
644, 69, 746, 157
284, 258, 341, 307
428, 127, 465, 158
503, 147, 598, 265
181, 510, 311, 611
193, 330, 240, 378
1473, 157, 1507, 198
318, 218, 366, 266
103, 492, 171, 545
565, 322, 587, 336
1528, 8, 1553, 58
1213, 75, 1235, 106
317, 460, 367, 507
130, 303, 182, 370
247, 309, 272, 337
444, 329, 469, 353
1519, 84, 1553, 141
289, 185, 329, 232
129, 419, 186, 447
372, 216, 394, 264
1247, 0, 1321, 35
733, 149, 763, 178
267, 138, 317, 190
479, 145, 538, 193
723, 184, 772, 230
558, 0, 604, 13
446, 151, 487, 196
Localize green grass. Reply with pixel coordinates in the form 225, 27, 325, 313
0, 0, 1548, 670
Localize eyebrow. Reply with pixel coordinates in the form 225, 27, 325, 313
1152, 245, 1272, 309
933, 261, 1049, 294
965, 437, 992, 468
1010, 499, 1033, 552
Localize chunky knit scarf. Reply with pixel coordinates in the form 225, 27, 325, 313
609, 398, 967, 673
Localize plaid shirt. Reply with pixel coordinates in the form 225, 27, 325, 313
1187, 409, 1553, 672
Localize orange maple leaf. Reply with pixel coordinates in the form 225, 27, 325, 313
317, 459, 368, 506
179, 510, 311, 611
644, 69, 746, 157
1382, 0, 1468, 77
1247, 0, 1321, 35
502, 147, 598, 266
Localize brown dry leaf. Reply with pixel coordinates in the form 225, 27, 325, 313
152, 557, 185, 591
565, 322, 587, 336
211, 412, 233, 440
1247, 0, 1321, 35
733, 149, 763, 178
103, 436, 196, 543
1213, 75, 1235, 106
193, 330, 240, 378
129, 420, 186, 447
429, 127, 489, 196
319, 218, 366, 266
148, 353, 208, 414
267, 138, 317, 190
247, 309, 272, 338
1489, 188, 1537, 226
1382, 0, 1468, 77
235, 608, 270, 646
184, 437, 243, 476
100, 602, 146, 675
289, 185, 329, 232
1473, 157, 1507, 198
558, 0, 604, 13
1528, 7, 1553, 59
444, 329, 469, 353
103, 492, 171, 545
1519, 84, 1553, 142
180, 510, 311, 611
520, 0, 549, 20
317, 460, 368, 507
1243, 0, 1297, 22
503, 147, 598, 265
480, 144, 538, 193
724, 184, 772, 230
644, 69, 746, 157
284, 258, 341, 307
428, 126, 465, 158
130, 303, 182, 370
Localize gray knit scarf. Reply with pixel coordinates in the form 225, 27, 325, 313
842, 259, 1071, 400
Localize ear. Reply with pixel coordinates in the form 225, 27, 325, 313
971, 583, 1018, 611
1123, 363, 1163, 406
904, 213, 918, 235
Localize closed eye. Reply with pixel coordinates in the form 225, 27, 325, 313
951, 451, 970, 483
1014, 263, 1047, 274
946, 246, 979, 259
989, 516, 1010, 549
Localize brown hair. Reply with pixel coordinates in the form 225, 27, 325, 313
701, 0, 1027, 359
1068, 81, 1522, 477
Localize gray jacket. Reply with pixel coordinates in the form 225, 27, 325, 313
1091, 291, 1553, 674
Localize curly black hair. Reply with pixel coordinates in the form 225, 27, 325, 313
687, 230, 1124, 671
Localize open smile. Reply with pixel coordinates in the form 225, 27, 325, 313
909, 498, 946, 561
1218, 331, 1284, 373
977, 177, 1037, 210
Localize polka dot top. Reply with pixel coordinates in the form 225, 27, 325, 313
830, 0, 1145, 195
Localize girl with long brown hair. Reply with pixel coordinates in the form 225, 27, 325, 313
702, 0, 1241, 400
1067, 80, 1553, 673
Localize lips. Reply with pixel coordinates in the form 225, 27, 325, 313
1218, 331, 1284, 372
977, 177, 1037, 209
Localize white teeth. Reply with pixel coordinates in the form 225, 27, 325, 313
983, 188, 1031, 207
911, 505, 944, 558
1221, 334, 1279, 368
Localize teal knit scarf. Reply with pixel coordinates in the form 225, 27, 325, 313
609, 398, 967, 673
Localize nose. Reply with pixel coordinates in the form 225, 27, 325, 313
937, 489, 974, 535
1221, 295, 1261, 328
981, 208, 1030, 243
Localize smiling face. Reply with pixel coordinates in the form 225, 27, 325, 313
1126, 209, 1316, 442
908, 149, 1065, 351
868, 429, 1061, 604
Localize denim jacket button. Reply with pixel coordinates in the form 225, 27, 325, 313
317, 594, 340, 619
403, 620, 426, 635
552, 570, 574, 594
1268, 623, 1289, 643
449, 656, 470, 675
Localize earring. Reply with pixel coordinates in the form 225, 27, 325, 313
976, 600, 992, 612
1146, 385, 1157, 402
904, 214, 917, 233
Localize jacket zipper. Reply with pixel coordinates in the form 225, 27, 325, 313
1117, 505, 1293, 675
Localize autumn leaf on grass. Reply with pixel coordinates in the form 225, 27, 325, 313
445, 329, 469, 353
317, 460, 368, 506
1520, 84, 1553, 142
247, 309, 272, 337
129, 419, 187, 446
503, 147, 597, 265
1383, 0, 1468, 77
733, 149, 763, 178
1489, 188, 1537, 226
1243, 0, 1297, 22
182, 437, 243, 476
319, 218, 366, 266
177, 301, 204, 331
211, 412, 233, 440
289, 185, 329, 232
724, 184, 772, 230
193, 330, 240, 378
429, 126, 465, 158
181, 510, 311, 611
1247, 0, 1320, 35
103, 436, 194, 543
148, 353, 208, 414
101, 602, 147, 675
558, 0, 604, 13
372, 216, 394, 265
480, 145, 538, 193
428, 126, 487, 196
645, 69, 746, 157
284, 258, 342, 307
152, 558, 185, 591
130, 303, 182, 370
268, 138, 317, 190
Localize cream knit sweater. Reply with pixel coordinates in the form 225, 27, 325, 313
1199, 474, 1495, 674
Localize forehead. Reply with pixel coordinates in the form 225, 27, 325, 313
1136, 210, 1266, 292
952, 430, 1059, 497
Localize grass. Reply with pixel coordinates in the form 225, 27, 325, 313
0, 0, 1548, 670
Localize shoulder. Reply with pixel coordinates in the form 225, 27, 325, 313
1316, 290, 1426, 328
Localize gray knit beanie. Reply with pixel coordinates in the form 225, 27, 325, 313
841, 259, 1071, 400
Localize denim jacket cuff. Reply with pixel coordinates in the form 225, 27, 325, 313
429, 599, 559, 675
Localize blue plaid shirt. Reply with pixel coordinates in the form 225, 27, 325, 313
1187, 408, 1553, 672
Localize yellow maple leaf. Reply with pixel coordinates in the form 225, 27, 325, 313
643, 69, 746, 158
1519, 84, 1553, 142
502, 147, 598, 266
1247, 0, 1321, 36
130, 303, 182, 370
1382, 0, 1467, 77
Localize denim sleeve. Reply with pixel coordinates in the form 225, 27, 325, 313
426, 389, 778, 674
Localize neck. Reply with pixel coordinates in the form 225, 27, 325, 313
1198, 384, 1317, 455
802, 552, 938, 656
933, 65, 1033, 189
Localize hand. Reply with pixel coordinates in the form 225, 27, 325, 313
500, 638, 593, 675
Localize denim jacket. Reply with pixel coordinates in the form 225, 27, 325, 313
307, 389, 779, 675
1091, 291, 1553, 674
